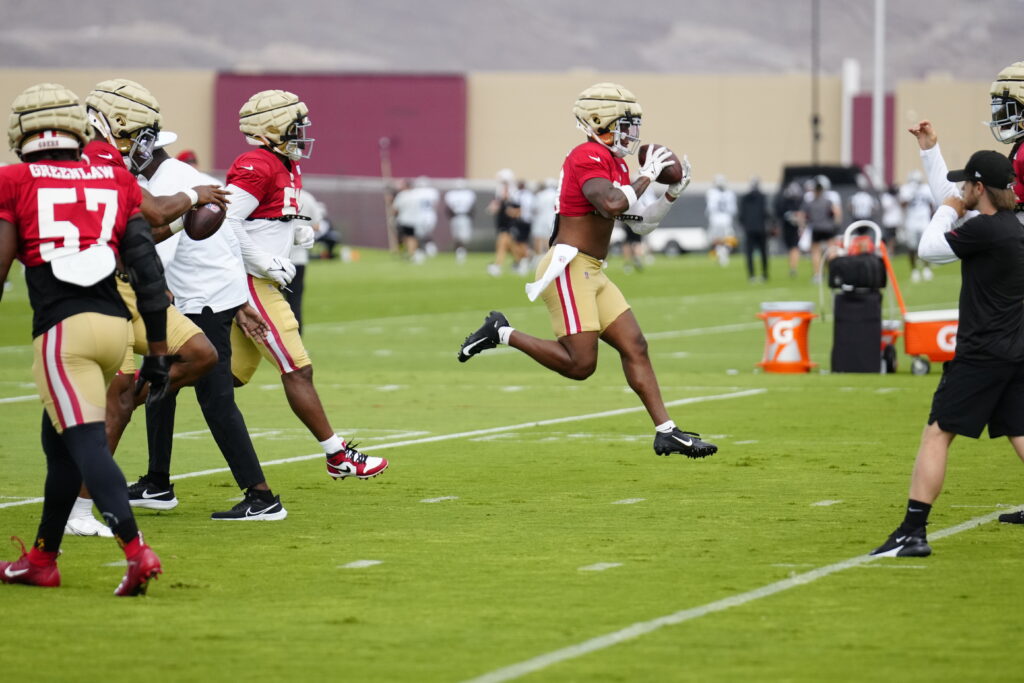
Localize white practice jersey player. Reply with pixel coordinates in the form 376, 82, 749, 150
705, 185, 737, 239
444, 185, 476, 244
289, 189, 324, 267
900, 181, 935, 247
138, 159, 247, 314
531, 184, 558, 240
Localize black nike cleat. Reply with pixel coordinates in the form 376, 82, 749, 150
998, 510, 1024, 524
870, 526, 932, 558
210, 489, 287, 521
127, 475, 178, 511
653, 428, 717, 458
458, 311, 509, 363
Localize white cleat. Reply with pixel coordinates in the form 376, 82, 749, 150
65, 515, 114, 537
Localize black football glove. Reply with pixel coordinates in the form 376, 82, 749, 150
135, 354, 180, 406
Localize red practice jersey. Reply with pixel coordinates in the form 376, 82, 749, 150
557, 140, 631, 217
1011, 141, 1024, 205
81, 139, 129, 170
0, 160, 142, 336
225, 148, 303, 218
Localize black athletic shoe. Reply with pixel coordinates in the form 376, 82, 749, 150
653, 428, 717, 458
998, 510, 1024, 524
127, 476, 178, 511
458, 311, 509, 362
210, 489, 287, 521
870, 526, 932, 558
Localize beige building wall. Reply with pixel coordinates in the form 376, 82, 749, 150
893, 75, 999, 185
467, 72, 844, 186
0, 70, 216, 167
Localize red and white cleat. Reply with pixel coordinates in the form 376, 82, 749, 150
326, 442, 388, 480
0, 537, 60, 588
115, 536, 162, 597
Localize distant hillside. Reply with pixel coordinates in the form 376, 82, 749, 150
0, 0, 1020, 83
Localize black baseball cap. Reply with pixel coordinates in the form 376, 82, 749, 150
946, 150, 1015, 189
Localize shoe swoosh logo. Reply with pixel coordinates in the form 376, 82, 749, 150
673, 435, 693, 447
4, 566, 29, 578
895, 536, 907, 543
141, 489, 170, 499
462, 338, 488, 355
246, 504, 275, 517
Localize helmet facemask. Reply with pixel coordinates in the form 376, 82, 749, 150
989, 95, 1024, 143
577, 114, 642, 157
279, 116, 314, 160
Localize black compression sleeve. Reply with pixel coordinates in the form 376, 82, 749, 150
120, 214, 169, 342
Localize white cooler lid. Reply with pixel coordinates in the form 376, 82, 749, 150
760, 301, 816, 312
904, 309, 959, 323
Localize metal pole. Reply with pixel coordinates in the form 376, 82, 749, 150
811, 0, 821, 164
872, 0, 886, 185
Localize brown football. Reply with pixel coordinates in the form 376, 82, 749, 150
183, 203, 225, 241
638, 144, 683, 185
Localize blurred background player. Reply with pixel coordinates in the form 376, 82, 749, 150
286, 187, 324, 331
486, 168, 515, 276
738, 176, 770, 282
705, 174, 737, 266
799, 177, 840, 284
444, 178, 476, 264
900, 169, 936, 282
224, 89, 388, 483
879, 182, 903, 251
176, 149, 199, 168
530, 177, 558, 265
410, 176, 439, 260
848, 174, 879, 224
774, 180, 804, 278
0, 83, 170, 595
458, 82, 716, 459
511, 179, 533, 275
128, 127, 287, 521
391, 179, 419, 260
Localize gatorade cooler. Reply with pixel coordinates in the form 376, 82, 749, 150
757, 301, 817, 373
904, 309, 958, 362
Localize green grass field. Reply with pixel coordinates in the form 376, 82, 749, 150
0, 248, 1021, 682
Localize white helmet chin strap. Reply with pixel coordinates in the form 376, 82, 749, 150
87, 109, 116, 146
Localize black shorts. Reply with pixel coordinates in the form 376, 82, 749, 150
398, 224, 415, 239
811, 229, 836, 244
623, 225, 642, 244
928, 357, 1024, 438
511, 220, 531, 244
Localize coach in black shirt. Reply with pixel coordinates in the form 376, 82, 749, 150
873, 149, 1024, 558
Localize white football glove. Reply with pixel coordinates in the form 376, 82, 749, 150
667, 154, 692, 199
638, 145, 676, 183
255, 254, 296, 287
294, 224, 316, 249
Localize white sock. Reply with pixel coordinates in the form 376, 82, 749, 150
70, 496, 94, 519
320, 434, 345, 454
655, 420, 676, 434
498, 326, 514, 345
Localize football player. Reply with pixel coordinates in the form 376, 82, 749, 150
126, 131, 287, 521
0, 83, 169, 595
458, 82, 717, 459
223, 89, 388, 480
62, 79, 225, 536
988, 61, 1024, 209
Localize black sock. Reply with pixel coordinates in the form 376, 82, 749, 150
899, 499, 932, 532
249, 488, 275, 503
63, 422, 139, 544
146, 471, 171, 490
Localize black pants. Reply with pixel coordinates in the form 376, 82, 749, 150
145, 305, 266, 490
284, 264, 306, 334
744, 231, 768, 279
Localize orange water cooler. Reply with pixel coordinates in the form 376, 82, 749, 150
757, 301, 817, 373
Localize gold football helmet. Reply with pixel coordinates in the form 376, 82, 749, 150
238, 90, 314, 161
989, 61, 1024, 143
7, 83, 90, 156
85, 78, 163, 172
572, 82, 643, 157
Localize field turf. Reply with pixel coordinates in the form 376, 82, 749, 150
0, 248, 1021, 682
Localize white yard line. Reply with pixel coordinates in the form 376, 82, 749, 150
0, 389, 765, 507
0, 394, 38, 404
459, 508, 1017, 683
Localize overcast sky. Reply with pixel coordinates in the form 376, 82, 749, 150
1, 0, 1020, 85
